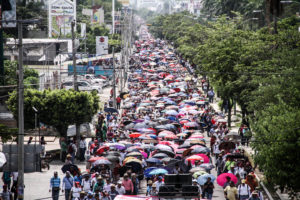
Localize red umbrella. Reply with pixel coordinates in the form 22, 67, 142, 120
96, 146, 109, 155
88, 156, 107, 163
173, 88, 181, 93
217, 173, 238, 187
129, 133, 142, 138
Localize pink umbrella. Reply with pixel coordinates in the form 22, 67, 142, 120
186, 155, 204, 162
217, 173, 238, 187
195, 154, 210, 163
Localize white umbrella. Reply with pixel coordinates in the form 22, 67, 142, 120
0, 152, 7, 168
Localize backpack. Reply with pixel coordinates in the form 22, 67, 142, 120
68, 144, 74, 154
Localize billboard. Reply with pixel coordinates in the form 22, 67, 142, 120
96, 36, 108, 55
118, 0, 130, 6
1, 0, 16, 28
48, 0, 76, 37
92, 7, 104, 25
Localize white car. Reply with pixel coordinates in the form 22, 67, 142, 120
61, 80, 103, 94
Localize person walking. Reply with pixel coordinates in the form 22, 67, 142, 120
116, 96, 121, 110
2, 172, 11, 191
0, 184, 12, 200
237, 180, 251, 200
79, 137, 86, 162
224, 181, 238, 200
60, 138, 67, 163
116, 181, 125, 195
49, 172, 61, 200
122, 174, 133, 195
62, 171, 73, 200
207, 89, 215, 103
203, 177, 214, 200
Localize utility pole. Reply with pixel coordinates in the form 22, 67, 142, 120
112, 46, 116, 108
71, 20, 78, 91
17, 20, 24, 200
71, 20, 80, 156
112, 0, 115, 34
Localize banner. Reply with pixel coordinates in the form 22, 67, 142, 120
80, 23, 86, 38
2, 0, 16, 28
96, 36, 108, 55
48, 0, 76, 37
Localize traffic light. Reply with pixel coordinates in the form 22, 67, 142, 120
2, 0, 12, 11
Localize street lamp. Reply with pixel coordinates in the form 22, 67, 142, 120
32, 107, 40, 144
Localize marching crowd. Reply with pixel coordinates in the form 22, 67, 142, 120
1, 38, 263, 200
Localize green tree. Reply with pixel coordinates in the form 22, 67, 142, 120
6, 89, 99, 137
0, 124, 18, 143
251, 102, 300, 195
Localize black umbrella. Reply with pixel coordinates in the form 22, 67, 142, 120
123, 120, 133, 126
104, 107, 118, 114
61, 164, 79, 174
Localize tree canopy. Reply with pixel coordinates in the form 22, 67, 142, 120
148, 11, 300, 194
6, 89, 99, 137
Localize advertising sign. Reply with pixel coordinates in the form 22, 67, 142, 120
92, 7, 104, 25
96, 36, 108, 55
2, 0, 16, 28
118, 0, 130, 6
48, 0, 76, 37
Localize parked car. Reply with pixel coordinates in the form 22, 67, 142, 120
61, 80, 103, 93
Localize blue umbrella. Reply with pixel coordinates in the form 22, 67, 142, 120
165, 110, 178, 116
197, 174, 216, 185
149, 168, 168, 175
146, 158, 162, 164
144, 167, 157, 178
200, 163, 215, 170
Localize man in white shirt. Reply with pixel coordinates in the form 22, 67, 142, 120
116, 181, 125, 195
154, 176, 164, 193
238, 180, 251, 200
91, 173, 100, 189
81, 176, 92, 193
79, 137, 86, 162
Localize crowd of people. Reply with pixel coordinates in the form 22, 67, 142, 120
1, 37, 263, 200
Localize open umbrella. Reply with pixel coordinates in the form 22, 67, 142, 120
152, 153, 168, 159
200, 163, 215, 170
197, 174, 216, 185
92, 158, 112, 166
189, 167, 207, 173
149, 168, 168, 175
195, 154, 210, 163
146, 158, 162, 164
106, 155, 120, 162
96, 146, 109, 155
104, 107, 118, 114
156, 144, 173, 152
165, 110, 178, 116
88, 156, 107, 163
129, 133, 142, 138
191, 147, 210, 154
61, 164, 79, 173
186, 155, 204, 162
193, 171, 208, 179
0, 152, 6, 168
219, 141, 236, 150
217, 173, 238, 187
126, 151, 143, 157
184, 122, 199, 128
